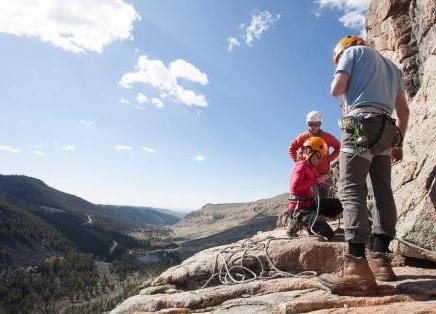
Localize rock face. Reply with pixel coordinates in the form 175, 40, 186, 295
110, 230, 436, 313
366, 0, 436, 262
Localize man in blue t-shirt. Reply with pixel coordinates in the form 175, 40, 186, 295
319, 36, 410, 295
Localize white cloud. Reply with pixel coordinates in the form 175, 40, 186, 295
0, 145, 20, 153
317, 0, 370, 11
136, 92, 148, 104
115, 145, 132, 151
119, 55, 209, 107
227, 37, 241, 52
120, 97, 130, 104
227, 10, 280, 51
151, 97, 164, 108
339, 10, 366, 30
61, 145, 75, 151
33, 150, 46, 156
0, 0, 141, 54
315, 0, 371, 34
245, 10, 281, 46
169, 59, 208, 85
30, 143, 46, 149
140, 146, 156, 153
80, 120, 95, 127
194, 155, 205, 161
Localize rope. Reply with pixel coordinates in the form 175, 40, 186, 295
394, 236, 436, 257
309, 195, 328, 241
201, 236, 319, 288
367, 217, 436, 257
201, 195, 434, 289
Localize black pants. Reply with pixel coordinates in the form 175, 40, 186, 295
316, 198, 343, 218
291, 198, 343, 240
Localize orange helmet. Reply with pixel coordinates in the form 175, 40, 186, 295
333, 35, 367, 64
303, 137, 327, 156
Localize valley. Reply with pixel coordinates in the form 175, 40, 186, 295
0, 175, 184, 313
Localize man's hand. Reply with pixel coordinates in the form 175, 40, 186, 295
297, 153, 305, 161
391, 147, 403, 165
317, 175, 328, 184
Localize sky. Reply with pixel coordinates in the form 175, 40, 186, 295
0, 0, 371, 211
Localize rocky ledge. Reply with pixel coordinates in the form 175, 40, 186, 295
110, 229, 436, 313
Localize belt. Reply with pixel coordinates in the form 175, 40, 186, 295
289, 194, 313, 202
347, 105, 390, 116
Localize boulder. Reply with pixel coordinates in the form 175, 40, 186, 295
367, 0, 436, 262
152, 229, 345, 289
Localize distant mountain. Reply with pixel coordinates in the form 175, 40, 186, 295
0, 175, 181, 230
0, 175, 181, 262
147, 207, 186, 218
98, 205, 181, 227
172, 193, 288, 257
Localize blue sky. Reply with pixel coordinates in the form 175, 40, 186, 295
0, 0, 370, 211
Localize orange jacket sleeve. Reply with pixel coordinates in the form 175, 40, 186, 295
288, 132, 309, 162
322, 131, 341, 162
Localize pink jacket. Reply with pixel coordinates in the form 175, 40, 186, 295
288, 160, 319, 210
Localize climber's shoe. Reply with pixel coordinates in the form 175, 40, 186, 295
367, 250, 397, 282
286, 214, 302, 237
319, 253, 377, 295
297, 208, 334, 240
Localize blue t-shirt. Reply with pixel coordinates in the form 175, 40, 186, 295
335, 46, 404, 114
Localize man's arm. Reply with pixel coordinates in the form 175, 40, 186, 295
395, 90, 409, 138
392, 90, 410, 164
330, 71, 349, 97
288, 133, 307, 162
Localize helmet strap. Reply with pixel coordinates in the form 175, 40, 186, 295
305, 148, 316, 165
308, 152, 317, 166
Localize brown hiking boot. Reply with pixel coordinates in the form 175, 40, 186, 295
319, 253, 377, 295
367, 250, 397, 282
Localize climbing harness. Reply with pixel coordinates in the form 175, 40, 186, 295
338, 113, 402, 157
338, 116, 368, 155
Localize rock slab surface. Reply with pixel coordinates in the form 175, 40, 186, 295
110, 230, 436, 313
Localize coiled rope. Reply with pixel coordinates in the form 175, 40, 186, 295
201, 236, 321, 288
201, 196, 435, 289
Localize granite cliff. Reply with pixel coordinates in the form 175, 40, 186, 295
366, 0, 436, 262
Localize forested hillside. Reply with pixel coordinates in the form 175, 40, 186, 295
0, 175, 181, 313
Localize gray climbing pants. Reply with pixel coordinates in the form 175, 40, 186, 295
339, 117, 399, 244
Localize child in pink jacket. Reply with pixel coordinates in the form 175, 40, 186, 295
287, 137, 343, 239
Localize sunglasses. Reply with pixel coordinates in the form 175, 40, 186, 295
313, 154, 323, 160
308, 123, 321, 126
